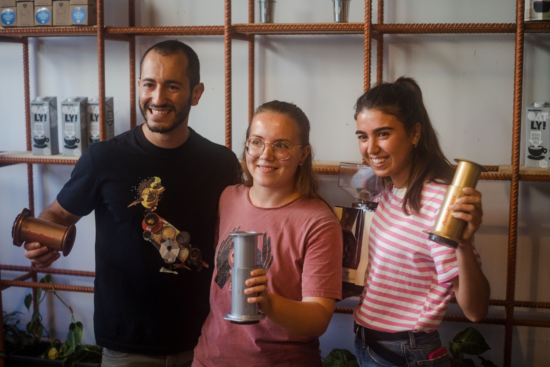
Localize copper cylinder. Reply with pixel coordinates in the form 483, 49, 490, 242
12, 208, 76, 256
425, 159, 488, 248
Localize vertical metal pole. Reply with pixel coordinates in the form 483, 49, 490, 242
224, 0, 232, 148
248, 0, 255, 124
129, 0, 136, 129
97, 0, 106, 141
364, 0, 372, 92
504, 0, 524, 366
376, 0, 384, 84
23, 38, 35, 216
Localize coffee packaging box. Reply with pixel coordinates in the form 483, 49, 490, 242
525, 0, 550, 21
16, 2, 33, 26
0, 0, 16, 7
70, 0, 95, 5
525, 102, 550, 169
70, 4, 95, 25
0, 7, 17, 26
35, 5, 52, 25
31, 97, 59, 156
35, 0, 51, 5
52, 1, 69, 25
61, 97, 88, 157
88, 97, 114, 145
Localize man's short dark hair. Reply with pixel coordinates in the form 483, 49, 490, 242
140, 40, 201, 90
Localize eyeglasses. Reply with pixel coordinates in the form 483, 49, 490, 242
245, 138, 302, 161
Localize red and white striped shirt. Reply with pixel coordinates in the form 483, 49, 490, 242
354, 182, 475, 333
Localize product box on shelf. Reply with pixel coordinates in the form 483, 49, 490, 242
0, 7, 16, 26
525, 102, 550, 169
52, 0, 69, 25
16, 2, 33, 26
31, 97, 59, 156
70, 4, 95, 25
525, 0, 550, 21
70, 0, 95, 5
61, 97, 88, 157
35, 0, 51, 5
88, 97, 114, 145
0, 0, 16, 8
35, 5, 52, 25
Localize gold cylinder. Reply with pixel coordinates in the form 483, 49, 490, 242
12, 208, 76, 256
425, 159, 487, 248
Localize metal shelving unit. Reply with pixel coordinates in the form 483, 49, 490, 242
1, 1, 549, 366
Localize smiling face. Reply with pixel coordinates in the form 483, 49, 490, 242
138, 51, 201, 134
246, 112, 309, 193
356, 108, 420, 189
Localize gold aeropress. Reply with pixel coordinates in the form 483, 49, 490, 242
424, 159, 487, 249
12, 208, 76, 256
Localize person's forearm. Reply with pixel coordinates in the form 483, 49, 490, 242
37, 200, 80, 227
455, 242, 490, 322
264, 294, 333, 337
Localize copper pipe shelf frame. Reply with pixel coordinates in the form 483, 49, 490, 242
0, 1, 547, 366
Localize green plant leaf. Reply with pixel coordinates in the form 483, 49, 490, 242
322, 349, 359, 367
463, 358, 476, 367
452, 327, 491, 356
75, 321, 83, 344
37, 287, 43, 304
64, 328, 78, 356
449, 341, 463, 359
24, 294, 32, 311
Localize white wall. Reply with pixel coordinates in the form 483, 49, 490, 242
1, 1, 550, 365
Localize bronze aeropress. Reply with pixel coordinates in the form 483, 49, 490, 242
12, 208, 76, 256
424, 159, 487, 249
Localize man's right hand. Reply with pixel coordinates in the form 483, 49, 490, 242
24, 242, 61, 268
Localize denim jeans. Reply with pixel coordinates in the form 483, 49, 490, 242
355, 329, 451, 367
101, 348, 194, 367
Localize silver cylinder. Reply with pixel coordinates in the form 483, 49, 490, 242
223, 231, 266, 324
259, 0, 274, 23
333, 0, 351, 23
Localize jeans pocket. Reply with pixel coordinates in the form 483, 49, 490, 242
417, 353, 451, 367
366, 346, 402, 367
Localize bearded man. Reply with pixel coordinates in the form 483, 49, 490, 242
23, 40, 240, 367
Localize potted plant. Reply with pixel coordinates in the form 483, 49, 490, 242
449, 327, 497, 367
3, 275, 102, 366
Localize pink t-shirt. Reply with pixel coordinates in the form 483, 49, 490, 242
354, 182, 479, 333
193, 185, 343, 367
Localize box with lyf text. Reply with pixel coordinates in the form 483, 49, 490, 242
69, 4, 94, 25
34, 5, 52, 25
0, 7, 17, 26
525, 102, 550, 169
61, 97, 88, 157
31, 97, 59, 156
88, 97, 114, 145
16, 2, 33, 26
525, 0, 550, 21
52, 0, 69, 25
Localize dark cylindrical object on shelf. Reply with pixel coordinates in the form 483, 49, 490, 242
223, 231, 266, 325
425, 159, 488, 248
259, 0, 274, 23
333, 0, 351, 23
12, 208, 76, 256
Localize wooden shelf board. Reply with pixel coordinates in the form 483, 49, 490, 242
499, 165, 550, 175
0, 26, 97, 37
233, 23, 366, 35
106, 26, 224, 36
0, 151, 78, 166
525, 22, 550, 33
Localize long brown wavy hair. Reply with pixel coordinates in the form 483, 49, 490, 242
354, 77, 455, 215
241, 100, 327, 205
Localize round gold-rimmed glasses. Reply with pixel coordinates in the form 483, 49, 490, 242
245, 138, 303, 161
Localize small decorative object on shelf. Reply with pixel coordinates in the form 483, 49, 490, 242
12, 208, 76, 256
31, 96, 59, 156
35, 6, 52, 26
70, 0, 96, 26
333, 0, 350, 23
259, 0, 274, 23
53, 0, 70, 26
424, 159, 487, 249
62, 97, 88, 157
88, 97, 114, 144
525, 102, 550, 169
0, 6, 17, 27
525, 0, 550, 21
223, 232, 266, 325
16, 1, 33, 27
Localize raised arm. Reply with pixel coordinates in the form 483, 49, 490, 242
23, 199, 82, 268
450, 187, 490, 322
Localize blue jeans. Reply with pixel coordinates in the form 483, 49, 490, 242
101, 348, 194, 367
355, 329, 451, 367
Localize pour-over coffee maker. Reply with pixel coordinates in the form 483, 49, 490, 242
335, 162, 383, 294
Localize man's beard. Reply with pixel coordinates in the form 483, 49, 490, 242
139, 96, 192, 134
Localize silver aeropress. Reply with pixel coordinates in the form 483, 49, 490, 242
223, 231, 266, 325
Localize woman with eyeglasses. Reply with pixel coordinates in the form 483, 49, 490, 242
192, 101, 343, 367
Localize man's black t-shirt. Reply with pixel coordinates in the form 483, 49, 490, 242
57, 125, 240, 355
